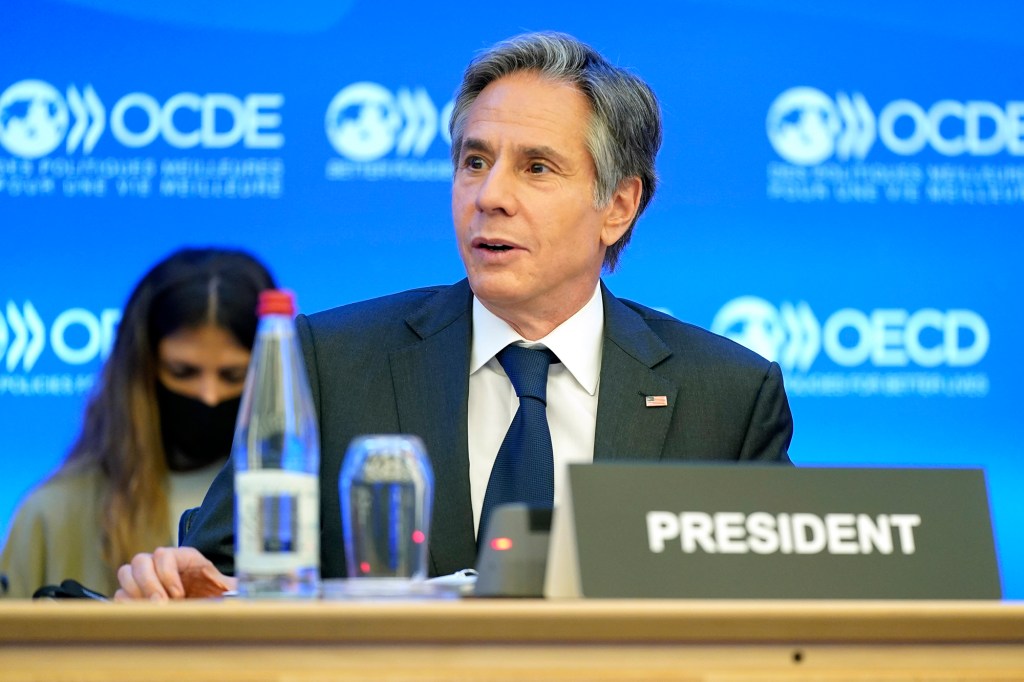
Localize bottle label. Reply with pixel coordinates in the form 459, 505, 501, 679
235, 470, 319, 574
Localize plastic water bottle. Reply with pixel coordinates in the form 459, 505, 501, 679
233, 289, 320, 597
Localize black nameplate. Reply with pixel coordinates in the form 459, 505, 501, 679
545, 464, 1000, 599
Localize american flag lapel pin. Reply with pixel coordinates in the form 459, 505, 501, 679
645, 395, 668, 408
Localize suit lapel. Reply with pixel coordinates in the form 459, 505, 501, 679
388, 280, 478, 575
594, 283, 678, 462
385, 280, 678, 570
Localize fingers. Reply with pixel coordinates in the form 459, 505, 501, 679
113, 553, 167, 602
152, 546, 187, 600
129, 551, 171, 601
114, 547, 214, 601
114, 546, 238, 602
181, 562, 235, 598
114, 562, 143, 602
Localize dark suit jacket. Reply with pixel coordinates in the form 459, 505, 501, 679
185, 279, 793, 577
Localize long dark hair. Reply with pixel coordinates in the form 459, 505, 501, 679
61, 248, 276, 569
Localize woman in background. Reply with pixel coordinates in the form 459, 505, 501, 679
0, 248, 275, 598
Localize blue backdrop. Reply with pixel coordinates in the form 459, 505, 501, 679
2, 0, 1021, 597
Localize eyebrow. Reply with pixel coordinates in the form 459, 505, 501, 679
461, 137, 571, 167
160, 359, 197, 368
461, 137, 493, 156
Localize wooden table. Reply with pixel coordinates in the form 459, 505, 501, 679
1, 599, 1023, 681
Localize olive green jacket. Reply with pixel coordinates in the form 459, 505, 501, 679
1, 460, 224, 599
0, 467, 117, 599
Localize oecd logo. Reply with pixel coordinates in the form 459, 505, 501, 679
0, 80, 102, 159
0, 302, 120, 371
766, 87, 874, 166
711, 297, 820, 372
325, 82, 452, 162
712, 297, 989, 372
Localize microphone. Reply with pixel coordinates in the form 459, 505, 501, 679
32, 579, 110, 601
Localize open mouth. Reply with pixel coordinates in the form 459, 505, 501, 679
471, 236, 519, 254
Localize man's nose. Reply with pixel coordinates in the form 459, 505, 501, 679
475, 162, 516, 215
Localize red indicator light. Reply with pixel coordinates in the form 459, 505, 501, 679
359, 561, 371, 574
490, 537, 514, 551
411, 530, 425, 544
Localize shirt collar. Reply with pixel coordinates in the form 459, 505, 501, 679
470, 284, 604, 396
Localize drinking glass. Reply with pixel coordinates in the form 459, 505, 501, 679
338, 434, 434, 592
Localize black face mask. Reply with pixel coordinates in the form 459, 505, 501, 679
156, 382, 240, 471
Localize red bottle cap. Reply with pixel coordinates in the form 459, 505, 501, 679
257, 289, 296, 317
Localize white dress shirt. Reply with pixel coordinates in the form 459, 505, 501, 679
468, 285, 603, 536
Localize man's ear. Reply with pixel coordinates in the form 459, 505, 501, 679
600, 177, 643, 247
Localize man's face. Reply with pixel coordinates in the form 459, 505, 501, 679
452, 72, 635, 336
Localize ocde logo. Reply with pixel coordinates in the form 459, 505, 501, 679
711, 296, 989, 371
0, 79, 284, 158
766, 87, 873, 166
0, 302, 120, 371
767, 86, 1024, 165
325, 82, 452, 162
0, 80, 95, 159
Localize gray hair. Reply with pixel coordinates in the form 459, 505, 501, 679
449, 32, 662, 271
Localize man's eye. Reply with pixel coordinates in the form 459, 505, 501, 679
463, 156, 486, 170
528, 162, 550, 174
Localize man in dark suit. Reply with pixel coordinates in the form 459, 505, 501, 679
115, 31, 792, 600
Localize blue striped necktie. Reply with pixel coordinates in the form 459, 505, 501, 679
480, 344, 559, 540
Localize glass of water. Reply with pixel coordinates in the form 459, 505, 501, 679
338, 434, 434, 593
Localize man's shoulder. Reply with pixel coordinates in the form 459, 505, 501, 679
299, 281, 470, 350
613, 295, 773, 372
306, 284, 454, 326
